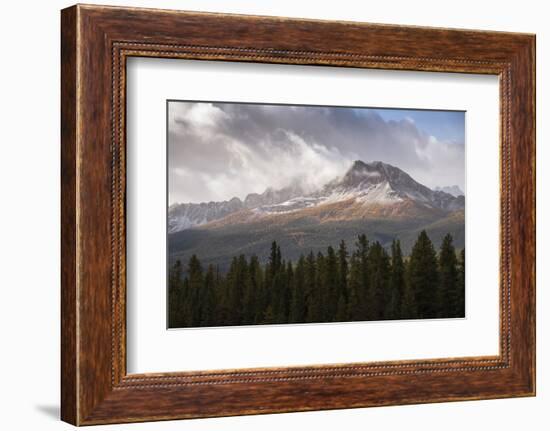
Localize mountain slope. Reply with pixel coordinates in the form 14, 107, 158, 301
168, 160, 465, 271
168, 181, 307, 233
169, 209, 464, 272
168, 160, 464, 232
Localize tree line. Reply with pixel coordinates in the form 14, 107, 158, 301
168, 230, 465, 328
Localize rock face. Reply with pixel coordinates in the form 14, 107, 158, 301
168, 160, 464, 232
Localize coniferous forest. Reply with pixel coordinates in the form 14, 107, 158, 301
168, 230, 465, 328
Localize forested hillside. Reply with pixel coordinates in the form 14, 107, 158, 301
168, 230, 465, 328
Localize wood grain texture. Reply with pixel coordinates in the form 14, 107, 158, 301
60, 5, 78, 425
60, 4, 536, 425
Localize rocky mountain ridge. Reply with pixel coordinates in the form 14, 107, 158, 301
168, 160, 464, 233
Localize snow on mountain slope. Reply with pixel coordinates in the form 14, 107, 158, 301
167, 197, 243, 233
168, 160, 464, 232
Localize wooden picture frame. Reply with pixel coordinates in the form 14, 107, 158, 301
61, 4, 535, 425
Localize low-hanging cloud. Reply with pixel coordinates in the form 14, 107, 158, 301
168, 102, 464, 204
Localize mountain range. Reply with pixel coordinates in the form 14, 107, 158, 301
168, 161, 465, 271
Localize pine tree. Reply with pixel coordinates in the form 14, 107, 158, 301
168, 260, 183, 328
217, 260, 234, 326
277, 261, 293, 322
347, 252, 363, 320
269, 241, 282, 276
387, 240, 405, 319
313, 252, 327, 322
266, 241, 287, 322
457, 248, 466, 317
213, 264, 223, 322
409, 231, 439, 318
366, 242, 390, 320
271, 266, 285, 322
338, 240, 349, 302
254, 259, 268, 325
200, 264, 217, 326
168, 233, 464, 328
439, 234, 459, 318
223, 255, 248, 325
290, 255, 306, 323
305, 251, 320, 322
325, 246, 339, 321
401, 259, 417, 319
187, 255, 204, 326
180, 276, 192, 326
243, 255, 261, 325
355, 234, 370, 319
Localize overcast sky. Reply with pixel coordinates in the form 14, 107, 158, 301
168, 101, 465, 205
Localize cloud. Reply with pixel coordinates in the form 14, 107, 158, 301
168, 102, 464, 204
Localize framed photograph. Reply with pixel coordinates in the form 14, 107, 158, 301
61, 4, 535, 425
165, 101, 467, 329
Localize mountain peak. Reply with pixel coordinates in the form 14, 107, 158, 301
333, 160, 454, 208
350, 159, 367, 170
340, 160, 400, 188
350, 159, 388, 170
168, 160, 465, 233
347, 160, 399, 175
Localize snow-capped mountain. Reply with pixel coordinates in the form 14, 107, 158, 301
316, 160, 463, 212
168, 181, 306, 233
167, 197, 244, 233
168, 160, 464, 233
434, 185, 464, 197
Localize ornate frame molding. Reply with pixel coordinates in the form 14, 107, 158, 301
61, 5, 535, 425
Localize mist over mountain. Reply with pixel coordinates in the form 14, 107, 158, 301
169, 103, 465, 205
434, 185, 464, 197
168, 161, 465, 271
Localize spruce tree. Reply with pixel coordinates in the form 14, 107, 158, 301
457, 248, 466, 317
269, 241, 282, 276
290, 255, 306, 323
217, 260, 234, 326
338, 240, 349, 302
366, 242, 390, 320
187, 255, 204, 326
325, 246, 339, 321
439, 234, 459, 317
314, 252, 326, 322
180, 276, 192, 326
243, 256, 261, 325
278, 261, 293, 322
254, 258, 268, 324
347, 252, 363, 320
168, 233, 463, 328
168, 260, 183, 328
271, 264, 285, 322
409, 231, 439, 318
224, 255, 248, 325
387, 240, 405, 320
305, 251, 320, 322
266, 241, 286, 322
355, 234, 370, 319
401, 259, 417, 319
200, 264, 217, 326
